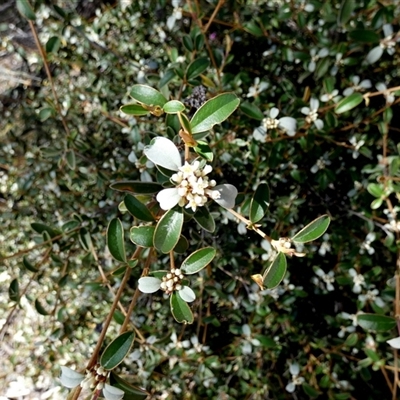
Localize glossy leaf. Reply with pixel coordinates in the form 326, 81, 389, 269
124, 194, 155, 221
120, 104, 150, 116
335, 93, 363, 114
110, 181, 162, 194
22, 257, 38, 273
159, 69, 176, 88
291, 215, 331, 243
186, 57, 210, 80
170, 292, 194, 324
130, 226, 155, 248
107, 218, 127, 263
190, 93, 240, 134
31, 222, 60, 238
249, 182, 270, 223
9, 278, 20, 302
338, 0, 355, 25
181, 247, 216, 274
35, 298, 50, 315
240, 101, 264, 120
174, 235, 189, 254
193, 140, 213, 162
263, 252, 287, 289
348, 29, 380, 43
109, 372, 149, 400
16, 0, 36, 20
357, 314, 396, 331
46, 36, 61, 53
100, 331, 135, 370
367, 183, 384, 198
65, 149, 76, 170
154, 208, 184, 253
163, 100, 186, 114
193, 206, 215, 232
129, 84, 167, 107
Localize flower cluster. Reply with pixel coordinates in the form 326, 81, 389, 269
169, 161, 218, 212
159, 268, 184, 295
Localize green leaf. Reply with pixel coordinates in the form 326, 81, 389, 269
39, 107, 54, 121
186, 57, 210, 80
348, 29, 380, 43
154, 209, 183, 253
22, 257, 38, 273
249, 182, 270, 223
334, 93, 364, 114
113, 310, 125, 325
46, 36, 61, 53
182, 35, 194, 52
35, 298, 50, 315
344, 332, 358, 347
159, 69, 176, 89
9, 278, 20, 302
129, 85, 167, 107
100, 331, 135, 370
79, 228, 92, 251
65, 149, 76, 170
190, 93, 240, 134
263, 252, 287, 289
110, 181, 162, 194
174, 235, 189, 254
367, 183, 384, 198
357, 314, 396, 331
130, 226, 155, 248
240, 101, 264, 120
16, 0, 36, 20
302, 383, 320, 398
107, 219, 127, 263
338, 0, 355, 25
124, 194, 155, 221
244, 20, 263, 36
193, 140, 213, 162
291, 215, 331, 243
170, 292, 194, 324
31, 222, 60, 238
193, 206, 215, 232
109, 372, 149, 399
181, 247, 216, 274
163, 100, 186, 114
120, 104, 150, 116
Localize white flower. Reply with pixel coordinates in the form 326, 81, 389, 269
349, 135, 365, 159
285, 363, 305, 393
246, 77, 269, 98
358, 288, 385, 308
366, 24, 399, 64
310, 152, 331, 173
166, 0, 183, 30
343, 76, 372, 96
314, 268, 335, 291
387, 336, 400, 349
360, 232, 376, 255
320, 89, 340, 103
301, 98, 324, 130
144, 137, 237, 212
308, 48, 329, 72
241, 324, 260, 355
348, 268, 365, 293
253, 107, 297, 140
138, 269, 196, 302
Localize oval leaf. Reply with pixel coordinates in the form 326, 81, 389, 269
124, 194, 155, 222
291, 215, 331, 243
334, 93, 364, 114
9, 278, 20, 302
35, 298, 50, 316
250, 182, 270, 223
109, 372, 149, 399
100, 331, 135, 370
170, 292, 194, 324
16, 0, 36, 20
130, 226, 155, 248
120, 104, 150, 116
154, 208, 184, 253
338, 0, 355, 25
193, 206, 215, 232
163, 100, 186, 114
348, 29, 380, 43
190, 93, 240, 134
110, 181, 162, 194
193, 141, 213, 162
22, 257, 38, 273
107, 219, 127, 263
264, 252, 287, 289
186, 57, 210, 80
240, 101, 264, 120
181, 247, 216, 275
129, 84, 167, 107
357, 314, 396, 332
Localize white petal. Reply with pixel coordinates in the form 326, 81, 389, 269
375, 82, 386, 91
144, 137, 181, 171
286, 382, 295, 393
366, 46, 383, 64
387, 337, 400, 349
103, 383, 125, 400
179, 286, 196, 302
138, 277, 161, 293
279, 117, 297, 135
253, 126, 267, 142
242, 324, 251, 336
383, 23, 393, 37
308, 61, 316, 72
156, 188, 181, 210
289, 363, 300, 375
314, 119, 324, 130
319, 48, 329, 57
59, 366, 84, 388
270, 107, 280, 119
310, 98, 319, 111
211, 184, 238, 209
301, 107, 310, 115
343, 87, 354, 96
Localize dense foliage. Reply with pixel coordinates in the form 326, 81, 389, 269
1, 0, 400, 399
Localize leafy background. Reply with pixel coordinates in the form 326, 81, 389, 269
0, 0, 399, 399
